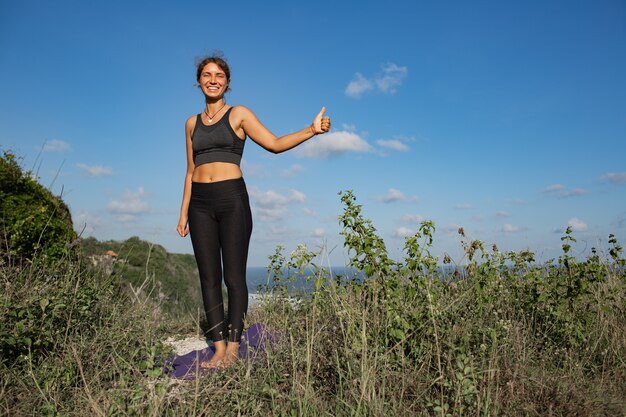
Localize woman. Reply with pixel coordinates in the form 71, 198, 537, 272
176, 55, 331, 369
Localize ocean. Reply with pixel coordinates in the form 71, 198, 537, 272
245, 265, 362, 307
245, 265, 361, 292
245, 265, 458, 306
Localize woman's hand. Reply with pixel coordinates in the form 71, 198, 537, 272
311, 106, 331, 134
177, 217, 189, 237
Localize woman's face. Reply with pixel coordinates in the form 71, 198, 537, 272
198, 62, 229, 99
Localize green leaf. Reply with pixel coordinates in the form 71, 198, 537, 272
390, 328, 405, 340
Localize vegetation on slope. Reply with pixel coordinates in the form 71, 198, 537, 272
80, 236, 201, 317
0, 150, 76, 262
1, 151, 624, 415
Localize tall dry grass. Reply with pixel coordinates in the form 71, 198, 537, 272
1, 191, 625, 416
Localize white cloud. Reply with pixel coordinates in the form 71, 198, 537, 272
454, 203, 474, 210
107, 187, 150, 222
382, 188, 406, 203
241, 160, 270, 179
251, 224, 298, 242
543, 184, 588, 198
345, 62, 408, 98
376, 188, 417, 204
281, 164, 304, 178
74, 211, 102, 234
312, 228, 326, 238
77, 163, 112, 177
295, 130, 372, 159
290, 189, 306, 203
345, 73, 374, 98
543, 184, 565, 193
502, 224, 521, 234
249, 187, 306, 221
376, 139, 409, 152
303, 208, 316, 217
495, 211, 511, 218
341, 123, 357, 132
117, 214, 137, 223
567, 217, 588, 232
402, 214, 425, 223
561, 188, 588, 197
42, 139, 71, 152
376, 63, 408, 94
392, 227, 415, 238
511, 198, 527, 205
600, 172, 626, 184
270, 225, 290, 235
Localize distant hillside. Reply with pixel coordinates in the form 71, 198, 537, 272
80, 236, 201, 317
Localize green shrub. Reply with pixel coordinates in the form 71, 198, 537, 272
0, 258, 117, 365
0, 240, 169, 415
256, 190, 626, 415
0, 150, 77, 262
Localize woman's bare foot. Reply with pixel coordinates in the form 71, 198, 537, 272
200, 341, 239, 369
200, 352, 225, 369
200, 340, 227, 369
220, 344, 240, 368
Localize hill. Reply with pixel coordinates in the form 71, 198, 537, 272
80, 236, 201, 317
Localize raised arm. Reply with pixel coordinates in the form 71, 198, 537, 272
176, 116, 196, 237
232, 106, 331, 153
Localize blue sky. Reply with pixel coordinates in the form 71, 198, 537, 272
1, 0, 625, 266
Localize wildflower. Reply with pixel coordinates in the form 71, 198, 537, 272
290, 244, 309, 259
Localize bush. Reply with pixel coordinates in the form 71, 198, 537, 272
0, 239, 169, 416
0, 150, 77, 262
251, 190, 626, 415
0, 257, 117, 365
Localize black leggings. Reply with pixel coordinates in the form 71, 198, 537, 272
188, 177, 253, 343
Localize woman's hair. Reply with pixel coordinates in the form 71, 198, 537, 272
196, 55, 231, 92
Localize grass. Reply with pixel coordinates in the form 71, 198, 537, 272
1, 193, 625, 416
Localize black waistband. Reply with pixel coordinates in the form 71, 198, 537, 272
191, 177, 247, 198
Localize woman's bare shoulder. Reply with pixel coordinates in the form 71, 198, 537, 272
185, 115, 198, 139
230, 105, 254, 116
229, 105, 255, 127
185, 114, 198, 126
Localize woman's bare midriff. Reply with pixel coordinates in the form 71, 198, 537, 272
192, 162, 243, 183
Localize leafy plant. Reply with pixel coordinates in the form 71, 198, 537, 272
338, 190, 395, 277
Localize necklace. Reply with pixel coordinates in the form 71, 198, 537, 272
204, 102, 226, 123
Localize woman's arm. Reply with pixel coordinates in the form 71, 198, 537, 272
233, 106, 330, 153
176, 116, 196, 237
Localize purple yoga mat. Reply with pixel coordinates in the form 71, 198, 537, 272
162, 323, 277, 379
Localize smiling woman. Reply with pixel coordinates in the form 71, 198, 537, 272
176, 54, 331, 369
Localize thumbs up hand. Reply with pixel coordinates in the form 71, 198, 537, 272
311, 106, 331, 134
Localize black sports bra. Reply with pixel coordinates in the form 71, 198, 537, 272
191, 107, 245, 166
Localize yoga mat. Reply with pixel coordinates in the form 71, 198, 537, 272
162, 323, 277, 379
